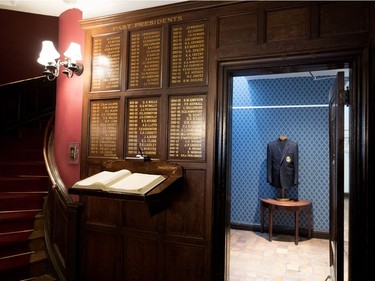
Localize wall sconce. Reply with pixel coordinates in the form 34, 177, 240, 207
37, 40, 84, 81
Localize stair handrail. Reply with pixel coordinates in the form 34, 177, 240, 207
43, 113, 81, 281
42, 113, 72, 202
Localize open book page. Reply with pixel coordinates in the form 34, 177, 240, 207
108, 173, 166, 194
72, 169, 132, 189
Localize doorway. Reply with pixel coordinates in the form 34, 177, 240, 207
218, 63, 351, 281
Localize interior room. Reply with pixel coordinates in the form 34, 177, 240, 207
0, 1, 372, 281
229, 70, 350, 280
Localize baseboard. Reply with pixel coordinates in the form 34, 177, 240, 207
230, 222, 329, 240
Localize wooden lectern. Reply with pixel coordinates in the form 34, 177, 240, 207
69, 160, 183, 216
68, 160, 184, 281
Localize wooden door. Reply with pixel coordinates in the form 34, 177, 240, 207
328, 71, 345, 281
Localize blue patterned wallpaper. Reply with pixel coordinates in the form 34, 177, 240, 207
231, 76, 335, 232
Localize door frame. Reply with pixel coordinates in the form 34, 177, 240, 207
213, 48, 369, 281
328, 71, 346, 281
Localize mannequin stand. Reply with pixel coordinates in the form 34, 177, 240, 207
276, 187, 290, 201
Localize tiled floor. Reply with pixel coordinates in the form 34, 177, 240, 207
229, 230, 331, 281
230, 198, 349, 281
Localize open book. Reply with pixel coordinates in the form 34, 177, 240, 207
71, 169, 166, 195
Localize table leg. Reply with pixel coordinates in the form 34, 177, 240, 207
294, 210, 299, 245
260, 202, 264, 233
307, 206, 312, 239
269, 207, 273, 242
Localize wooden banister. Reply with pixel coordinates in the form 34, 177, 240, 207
43, 114, 82, 281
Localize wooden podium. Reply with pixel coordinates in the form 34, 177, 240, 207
68, 161, 184, 281
69, 160, 183, 216
69, 160, 183, 202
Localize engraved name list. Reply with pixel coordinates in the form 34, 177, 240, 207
169, 95, 206, 160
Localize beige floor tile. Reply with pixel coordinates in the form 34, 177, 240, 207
230, 230, 331, 280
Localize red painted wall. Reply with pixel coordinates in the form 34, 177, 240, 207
0, 9, 58, 85
54, 8, 84, 188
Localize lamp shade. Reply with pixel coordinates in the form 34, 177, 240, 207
64, 42, 82, 62
37, 40, 60, 65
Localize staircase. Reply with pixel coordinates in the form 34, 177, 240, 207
0, 122, 56, 281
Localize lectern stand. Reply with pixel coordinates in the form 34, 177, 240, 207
68, 161, 183, 281
69, 160, 183, 215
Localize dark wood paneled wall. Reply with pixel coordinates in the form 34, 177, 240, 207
76, 1, 373, 280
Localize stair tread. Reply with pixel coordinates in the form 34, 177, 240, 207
0, 249, 47, 268
0, 176, 50, 192
0, 161, 48, 176
0, 190, 47, 194
0, 229, 34, 246
22, 274, 56, 281
0, 244, 35, 261
0, 192, 47, 197
0, 135, 43, 143
0, 192, 46, 211
29, 230, 44, 240
0, 219, 35, 233
0, 175, 48, 179
0, 250, 35, 273
0, 242, 30, 258
0, 148, 44, 161
0, 175, 48, 178
0, 160, 45, 165
0, 209, 42, 223
0, 229, 34, 235
0, 84, 52, 279
30, 251, 47, 263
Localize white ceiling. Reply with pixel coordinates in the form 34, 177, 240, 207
245, 69, 350, 80
0, 0, 186, 19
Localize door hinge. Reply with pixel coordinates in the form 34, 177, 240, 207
340, 87, 350, 106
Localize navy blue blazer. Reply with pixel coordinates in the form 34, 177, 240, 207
267, 138, 299, 188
